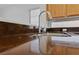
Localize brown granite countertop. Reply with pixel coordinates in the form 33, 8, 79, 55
0, 33, 35, 53
0, 21, 38, 53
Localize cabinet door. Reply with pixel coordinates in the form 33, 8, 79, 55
47, 4, 66, 18
67, 4, 79, 16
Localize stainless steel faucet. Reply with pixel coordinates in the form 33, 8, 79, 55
38, 11, 52, 33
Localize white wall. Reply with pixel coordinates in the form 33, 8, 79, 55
30, 8, 47, 28
51, 20, 79, 28
0, 4, 46, 25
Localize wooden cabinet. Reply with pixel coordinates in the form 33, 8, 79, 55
47, 4, 79, 18
47, 4, 66, 18
67, 4, 79, 16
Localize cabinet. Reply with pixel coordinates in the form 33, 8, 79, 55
67, 4, 79, 16
47, 4, 79, 18
46, 4, 66, 18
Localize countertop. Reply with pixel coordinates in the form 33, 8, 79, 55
51, 35, 79, 48
0, 33, 34, 53
1, 32, 79, 54
32, 33, 79, 49
31, 33, 79, 49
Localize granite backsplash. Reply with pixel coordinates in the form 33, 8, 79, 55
47, 27, 79, 33
0, 21, 79, 35
0, 21, 38, 36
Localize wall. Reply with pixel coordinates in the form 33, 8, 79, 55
51, 18, 79, 28
30, 8, 47, 28
0, 4, 46, 25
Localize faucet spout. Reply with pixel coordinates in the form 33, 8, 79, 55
38, 11, 52, 33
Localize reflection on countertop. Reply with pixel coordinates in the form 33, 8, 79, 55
0, 33, 35, 53
1, 32, 79, 54
31, 32, 79, 51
